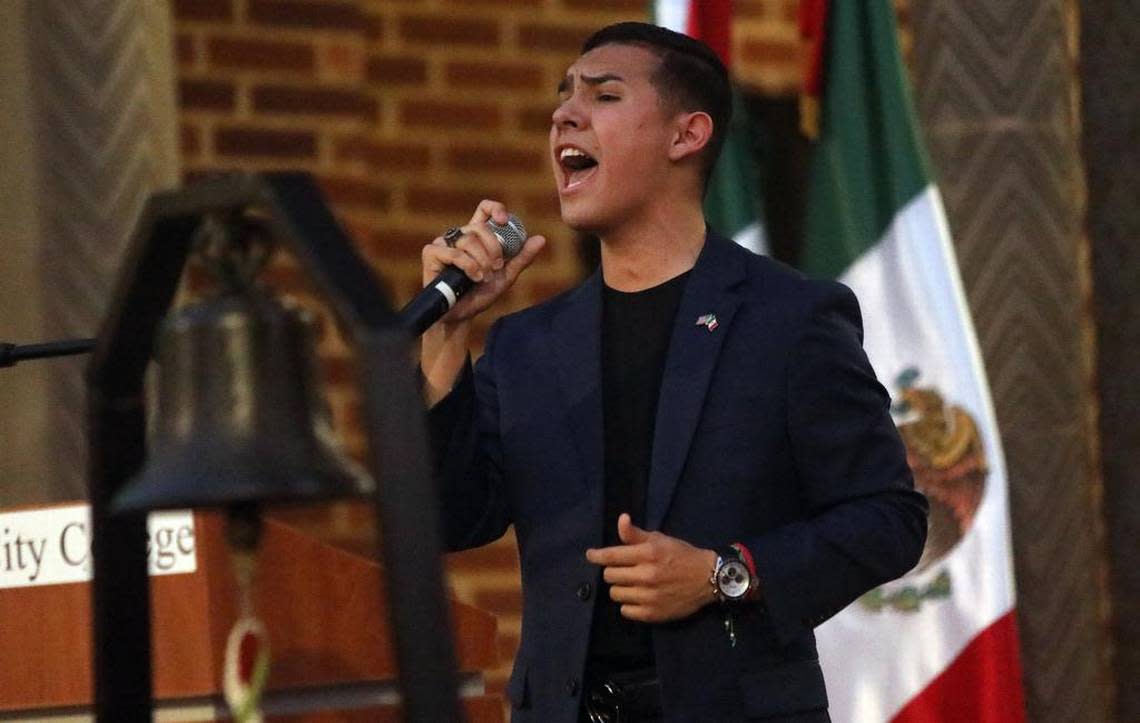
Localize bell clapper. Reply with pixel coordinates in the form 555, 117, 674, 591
223, 504, 270, 723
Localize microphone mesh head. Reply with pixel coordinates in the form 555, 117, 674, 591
487, 214, 527, 259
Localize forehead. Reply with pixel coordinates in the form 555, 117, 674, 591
565, 43, 661, 83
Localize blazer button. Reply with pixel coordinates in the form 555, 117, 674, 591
566, 677, 580, 696
576, 582, 592, 601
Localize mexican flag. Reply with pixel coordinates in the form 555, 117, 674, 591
803, 2, 1027, 721
653, 0, 766, 255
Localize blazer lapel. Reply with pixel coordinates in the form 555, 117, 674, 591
547, 271, 605, 501
646, 233, 746, 530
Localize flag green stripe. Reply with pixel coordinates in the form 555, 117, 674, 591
802, 0, 932, 278
704, 91, 763, 237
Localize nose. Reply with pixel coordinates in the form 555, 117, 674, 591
552, 95, 583, 129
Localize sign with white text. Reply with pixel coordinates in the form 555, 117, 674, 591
0, 505, 196, 589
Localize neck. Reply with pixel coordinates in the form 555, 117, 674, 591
598, 202, 706, 292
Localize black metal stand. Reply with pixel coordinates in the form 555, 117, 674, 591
85, 172, 461, 721
0, 338, 95, 368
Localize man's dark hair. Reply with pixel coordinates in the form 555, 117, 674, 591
582, 22, 732, 190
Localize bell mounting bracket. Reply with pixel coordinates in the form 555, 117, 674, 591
86, 172, 460, 722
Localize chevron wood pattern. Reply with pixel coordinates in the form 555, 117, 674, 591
909, 1, 1112, 720
24, 0, 179, 500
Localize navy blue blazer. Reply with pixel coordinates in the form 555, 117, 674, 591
429, 232, 928, 722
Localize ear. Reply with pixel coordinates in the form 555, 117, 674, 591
667, 111, 714, 162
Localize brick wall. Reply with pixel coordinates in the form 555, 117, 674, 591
173, 0, 832, 697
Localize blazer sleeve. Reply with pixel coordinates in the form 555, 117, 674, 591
747, 282, 928, 647
426, 319, 512, 551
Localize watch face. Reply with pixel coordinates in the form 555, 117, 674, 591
717, 559, 751, 600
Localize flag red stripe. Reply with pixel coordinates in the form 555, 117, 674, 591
798, 0, 829, 97
685, 0, 733, 67
892, 610, 1027, 723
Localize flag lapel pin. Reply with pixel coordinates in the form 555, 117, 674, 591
696, 313, 719, 332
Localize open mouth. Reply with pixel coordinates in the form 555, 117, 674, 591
559, 147, 599, 190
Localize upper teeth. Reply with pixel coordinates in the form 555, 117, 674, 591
561, 148, 590, 160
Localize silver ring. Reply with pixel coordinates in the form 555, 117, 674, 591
442, 226, 463, 247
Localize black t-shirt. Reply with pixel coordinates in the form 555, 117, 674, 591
588, 270, 690, 668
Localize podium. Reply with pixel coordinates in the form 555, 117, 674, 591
0, 507, 504, 721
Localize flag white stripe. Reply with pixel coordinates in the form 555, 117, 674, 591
818, 185, 1017, 720
653, 0, 689, 32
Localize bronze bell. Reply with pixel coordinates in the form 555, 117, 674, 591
113, 287, 373, 512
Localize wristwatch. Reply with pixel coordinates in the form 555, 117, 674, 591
711, 547, 753, 603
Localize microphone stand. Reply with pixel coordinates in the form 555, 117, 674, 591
0, 338, 96, 368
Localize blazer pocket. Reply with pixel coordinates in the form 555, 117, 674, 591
506, 659, 530, 710
739, 658, 828, 718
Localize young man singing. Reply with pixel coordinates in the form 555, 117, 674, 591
418, 22, 927, 723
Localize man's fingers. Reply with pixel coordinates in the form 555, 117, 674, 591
468, 199, 509, 227
603, 564, 653, 586
586, 541, 651, 567
503, 235, 546, 282
452, 232, 493, 274
617, 513, 651, 545
460, 224, 507, 269
609, 585, 654, 605
422, 245, 484, 283
619, 605, 654, 623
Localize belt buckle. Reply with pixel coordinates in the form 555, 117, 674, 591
585, 679, 624, 723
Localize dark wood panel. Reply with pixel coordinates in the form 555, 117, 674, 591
909, 1, 1113, 720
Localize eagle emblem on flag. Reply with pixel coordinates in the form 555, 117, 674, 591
859, 367, 989, 613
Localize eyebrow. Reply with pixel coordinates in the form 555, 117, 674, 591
557, 72, 626, 95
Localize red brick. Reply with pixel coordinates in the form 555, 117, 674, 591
317, 175, 391, 213
363, 13, 384, 41
521, 191, 561, 218
366, 55, 428, 85
334, 138, 431, 170
446, 145, 544, 174
321, 43, 366, 80
399, 15, 499, 46
406, 187, 507, 216
358, 227, 440, 258
248, 0, 366, 32
252, 84, 376, 119
207, 36, 315, 74
518, 23, 595, 53
176, 33, 197, 66
517, 105, 554, 134
400, 100, 500, 130
215, 126, 317, 158
735, 0, 768, 18
739, 38, 801, 65
444, 61, 543, 90
172, 0, 232, 21
179, 79, 236, 111
529, 279, 574, 304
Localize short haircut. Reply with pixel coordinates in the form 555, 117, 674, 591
582, 21, 732, 190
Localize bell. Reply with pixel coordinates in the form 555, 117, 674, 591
113, 288, 373, 512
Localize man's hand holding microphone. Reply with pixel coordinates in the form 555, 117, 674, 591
414, 200, 545, 406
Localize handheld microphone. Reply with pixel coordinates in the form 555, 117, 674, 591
398, 215, 527, 336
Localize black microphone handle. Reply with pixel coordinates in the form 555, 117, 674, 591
398, 265, 478, 337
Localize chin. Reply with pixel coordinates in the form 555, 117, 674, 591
558, 199, 613, 236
